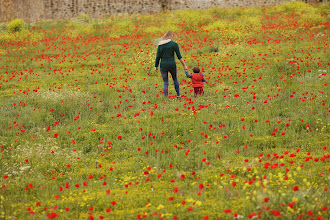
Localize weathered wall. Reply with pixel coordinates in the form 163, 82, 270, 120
0, 0, 321, 22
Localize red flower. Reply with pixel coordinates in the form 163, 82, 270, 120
54, 133, 59, 138
224, 209, 232, 213
293, 186, 299, 191
307, 210, 314, 216
273, 211, 281, 217
173, 187, 178, 193
46, 212, 59, 219
247, 212, 256, 218
111, 201, 116, 206
288, 202, 295, 208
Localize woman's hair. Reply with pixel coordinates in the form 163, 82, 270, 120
193, 66, 200, 73
162, 30, 174, 40
154, 30, 174, 45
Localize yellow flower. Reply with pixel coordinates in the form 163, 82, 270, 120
156, 204, 164, 210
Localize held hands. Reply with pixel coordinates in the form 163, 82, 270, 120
154, 67, 158, 72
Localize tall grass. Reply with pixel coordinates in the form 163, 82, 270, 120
0, 2, 329, 219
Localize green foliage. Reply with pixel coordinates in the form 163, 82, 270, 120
174, 9, 213, 28
0, 2, 329, 219
77, 13, 90, 22
6, 18, 25, 33
300, 8, 327, 25
271, 1, 313, 14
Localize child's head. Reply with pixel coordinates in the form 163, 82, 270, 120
193, 66, 200, 73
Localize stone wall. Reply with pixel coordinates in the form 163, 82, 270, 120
0, 0, 321, 22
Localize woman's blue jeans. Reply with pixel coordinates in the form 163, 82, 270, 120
160, 67, 180, 97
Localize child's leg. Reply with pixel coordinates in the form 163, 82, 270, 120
200, 88, 204, 96
194, 87, 199, 97
160, 68, 169, 97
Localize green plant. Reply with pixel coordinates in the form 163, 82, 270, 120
6, 19, 25, 33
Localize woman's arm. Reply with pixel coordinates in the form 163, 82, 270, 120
179, 58, 188, 71
174, 43, 188, 71
154, 46, 161, 71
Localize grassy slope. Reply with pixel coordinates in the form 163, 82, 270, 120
0, 2, 329, 219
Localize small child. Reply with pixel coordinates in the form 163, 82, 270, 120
185, 67, 207, 97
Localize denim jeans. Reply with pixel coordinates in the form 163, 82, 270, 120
160, 67, 180, 97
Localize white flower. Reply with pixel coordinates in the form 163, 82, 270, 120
20, 166, 31, 171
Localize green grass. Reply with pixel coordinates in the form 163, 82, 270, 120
0, 1, 329, 219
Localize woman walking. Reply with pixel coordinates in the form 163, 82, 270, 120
154, 31, 188, 98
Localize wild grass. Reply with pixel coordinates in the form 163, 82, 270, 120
0, 1, 329, 219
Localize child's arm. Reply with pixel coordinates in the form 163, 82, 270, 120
202, 78, 207, 82
185, 71, 192, 78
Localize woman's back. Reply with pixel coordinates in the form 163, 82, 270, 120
155, 40, 182, 69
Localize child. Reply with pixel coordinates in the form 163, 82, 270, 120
185, 67, 207, 97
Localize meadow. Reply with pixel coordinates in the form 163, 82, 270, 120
0, 1, 329, 219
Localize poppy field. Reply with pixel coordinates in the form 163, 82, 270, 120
0, 1, 329, 219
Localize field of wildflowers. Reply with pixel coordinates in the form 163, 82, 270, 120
0, 1, 329, 219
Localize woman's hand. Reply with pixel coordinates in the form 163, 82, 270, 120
154, 67, 158, 71
179, 59, 188, 71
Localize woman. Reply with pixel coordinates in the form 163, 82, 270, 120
154, 31, 188, 98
